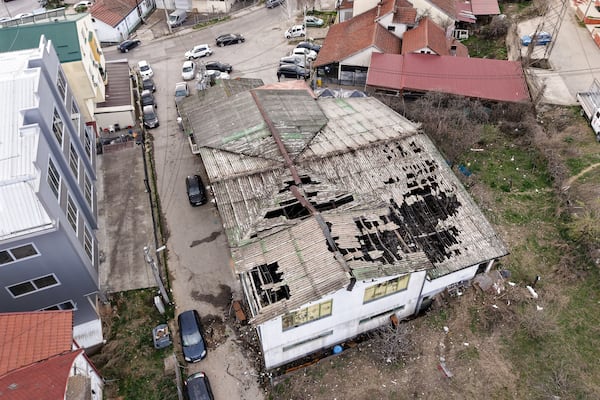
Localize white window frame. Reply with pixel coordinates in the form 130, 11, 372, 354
47, 158, 61, 198
84, 174, 93, 208
6, 273, 60, 298
53, 108, 64, 146
84, 225, 94, 262
69, 143, 79, 178
57, 69, 67, 101
84, 125, 93, 159
41, 300, 77, 311
0, 243, 40, 266
67, 194, 78, 233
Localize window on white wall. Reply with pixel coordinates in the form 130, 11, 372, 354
67, 194, 78, 233
84, 225, 94, 262
363, 275, 410, 304
69, 144, 79, 178
53, 108, 64, 146
57, 70, 67, 102
84, 174, 93, 208
282, 300, 333, 331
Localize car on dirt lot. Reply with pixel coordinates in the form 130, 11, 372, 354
185, 372, 214, 400
141, 89, 156, 108
297, 41, 321, 53
182, 60, 197, 81
277, 64, 310, 80
175, 82, 189, 104
304, 15, 324, 27
117, 39, 141, 53
185, 175, 207, 206
215, 33, 245, 47
137, 60, 153, 79
521, 31, 552, 46
185, 44, 213, 60
142, 76, 155, 92
285, 24, 305, 39
178, 310, 207, 362
204, 60, 233, 73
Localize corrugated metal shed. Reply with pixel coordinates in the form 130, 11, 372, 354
192, 82, 508, 325
0, 46, 54, 241
367, 52, 530, 103
96, 60, 132, 108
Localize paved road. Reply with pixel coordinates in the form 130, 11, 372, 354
102, 5, 309, 399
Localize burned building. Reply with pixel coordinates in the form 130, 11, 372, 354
177, 80, 508, 369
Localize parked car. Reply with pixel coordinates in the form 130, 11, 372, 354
304, 15, 324, 27
185, 175, 207, 206
117, 39, 141, 53
297, 41, 321, 53
204, 70, 230, 81
74, 0, 93, 8
291, 47, 317, 61
142, 105, 159, 129
185, 44, 213, 60
216, 33, 245, 47
175, 82, 189, 104
205, 60, 232, 73
277, 64, 310, 80
185, 372, 214, 400
141, 89, 156, 108
178, 310, 207, 362
182, 60, 197, 81
521, 31, 552, 46
285, 24, 305, 39
279, 55, 307, 68
266, 0, 284, 7
137, 60, 154, 79
142, 76, 156, 92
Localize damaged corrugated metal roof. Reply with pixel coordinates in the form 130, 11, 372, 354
190, 80, 508, 325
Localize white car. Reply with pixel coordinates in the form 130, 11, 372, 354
185, 44, 213, 60
204, 70, 230, 80
137, 60, 153, 79
291, 47, 317, 62
181, 60, 197, 81
285, 24, 306, 39
74, 0, 93, 7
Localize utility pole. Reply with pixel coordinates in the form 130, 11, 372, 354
144, 245, 171, 305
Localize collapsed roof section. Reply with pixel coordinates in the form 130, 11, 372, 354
184, 81, 508, 325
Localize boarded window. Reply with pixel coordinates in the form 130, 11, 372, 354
363, 275, 410, 303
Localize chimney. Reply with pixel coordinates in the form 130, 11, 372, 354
450, 45, 457, 56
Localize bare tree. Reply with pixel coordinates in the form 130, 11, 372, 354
367, 323, 415, 364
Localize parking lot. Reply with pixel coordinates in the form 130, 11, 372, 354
100, 4, 327, 398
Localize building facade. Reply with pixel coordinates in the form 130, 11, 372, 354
0, 36, 102, 349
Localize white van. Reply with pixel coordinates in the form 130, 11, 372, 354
285, 24, 306, 39
168, 9, 187, 28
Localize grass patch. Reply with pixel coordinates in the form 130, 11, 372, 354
565, 153, 600, 175
193, 16, 230, 29
461, 35, 507, 59
91, 289, 177, 400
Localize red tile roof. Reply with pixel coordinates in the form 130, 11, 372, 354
91, 0, 138, 27
471, 0, 500, 15
367, 52, 530, 103
0, 350, 82, 400
314, 3, 401, 67
401, 17, 468, 56
392, 5, 417, 24
0, 311, 73, 375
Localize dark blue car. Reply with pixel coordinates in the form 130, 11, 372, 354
178, 310, 207, 362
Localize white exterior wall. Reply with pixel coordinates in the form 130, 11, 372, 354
93, 0, 155, 43
342, 46, 379, 68
377, 14, 408, 39
72, 352, 103, 399
352, 0, 380, 17
408, 0, 454, 26
259, 270, 427, 369
95, 108, 136, 131
92, 20, 125, 43
421, 264, 479, 298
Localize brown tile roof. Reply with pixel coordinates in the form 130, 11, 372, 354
401, 16, 467, 56
314, 4, 401, 67
0, 311, 73, 375
91, 0, 138, 27
393, 6, 417, 24
0, 350, 82, 400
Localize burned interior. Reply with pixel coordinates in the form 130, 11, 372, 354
249, 263, 290, 308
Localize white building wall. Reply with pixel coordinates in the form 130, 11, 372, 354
259, 270, 427, 369
72, 353, 103, 399
352, 0, 380, 17
421, 264, 479, 298
408, 0, 454, 26
377, 14, 408, 38
342, 46, 379, 67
